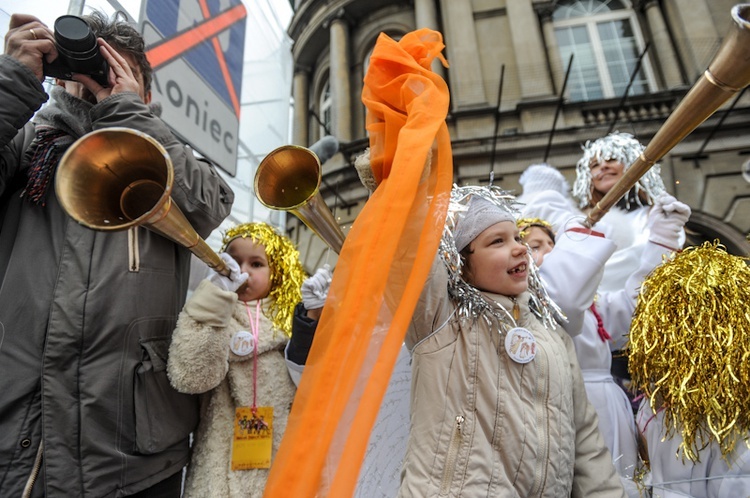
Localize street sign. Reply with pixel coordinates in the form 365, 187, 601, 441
140, 0, 247, 176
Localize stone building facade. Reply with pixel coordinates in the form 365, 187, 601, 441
283, 0, 750, 270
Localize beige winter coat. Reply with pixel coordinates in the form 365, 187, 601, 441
167, 280, 296, 498
400, 262, 626, 497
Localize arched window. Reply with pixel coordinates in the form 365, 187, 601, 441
363, 33, 402, 77
360, 34, 401, 134
553, 0, 654, 102
319, 79, 332, 136
363, 46, 374, 79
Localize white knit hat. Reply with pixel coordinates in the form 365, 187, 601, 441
453, 196, 516, 252
519, 163, 569, 197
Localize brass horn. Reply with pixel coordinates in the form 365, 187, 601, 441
254, 145, 345, 253
55, 127, 229, 275
585, 3, 750, 227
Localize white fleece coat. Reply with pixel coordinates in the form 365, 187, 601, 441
168, 280, 297, 498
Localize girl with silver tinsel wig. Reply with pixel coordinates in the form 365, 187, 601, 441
572, 132, 666, 211
397, 184, 626, 496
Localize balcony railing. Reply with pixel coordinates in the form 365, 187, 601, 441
576, 90, 686, 126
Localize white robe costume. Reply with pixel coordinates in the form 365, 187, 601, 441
637, 403, 750, 497
523, 191, 673, 496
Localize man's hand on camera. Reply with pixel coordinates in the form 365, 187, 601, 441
5, 14, 57, 82
72, 39, 142, 102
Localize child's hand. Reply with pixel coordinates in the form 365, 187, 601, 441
208, 253, 249, 292
302, 265, 332, 310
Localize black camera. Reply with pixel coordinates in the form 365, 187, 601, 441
43, 15, 109, 87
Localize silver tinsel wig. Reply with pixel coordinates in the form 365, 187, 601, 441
439, 185, 564, 332
572, 132, 666, 209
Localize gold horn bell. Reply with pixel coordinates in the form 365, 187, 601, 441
55, 127, 229, 275
254, 145, 345, 254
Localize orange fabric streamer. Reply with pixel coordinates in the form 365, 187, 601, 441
263, 29, 452, 497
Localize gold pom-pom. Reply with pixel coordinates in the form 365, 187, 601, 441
221, 222, 307, 337
629, 241, 750, 461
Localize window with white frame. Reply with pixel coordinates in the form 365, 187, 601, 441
553, 0, 655, 102
319, 79, 332, 136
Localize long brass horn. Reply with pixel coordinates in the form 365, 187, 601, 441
55, 127, 229, 275
254, 145, 345, 254
585, 3, 750, 227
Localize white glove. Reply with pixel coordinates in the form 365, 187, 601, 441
302, 264, 333, 310
207, 253, 249, 292
647, 194, 691, 249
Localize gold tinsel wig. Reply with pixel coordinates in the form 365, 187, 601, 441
628, 241, 750, 461
516, 217, 556, 241
221, 222, 307, 337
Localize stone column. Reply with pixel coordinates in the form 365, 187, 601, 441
415, 0, 439, 30
438, 0, 487, 107
639, 0, 683, 88
507, 0, 554, 99
329, 12, 352, 141
663, 0, 719, 80
292, 68, 309, 146
415, 0, 445, 77
537, 3, 565, 95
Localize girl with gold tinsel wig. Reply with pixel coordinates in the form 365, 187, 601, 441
167, 222, 309, 497
631, 242, 750, 497
517, 217, 556, 267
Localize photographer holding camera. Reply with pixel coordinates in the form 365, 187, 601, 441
0, 11, 233, 498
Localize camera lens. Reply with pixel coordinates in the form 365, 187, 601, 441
44, 14, 109, 86
54, 16, 98, 56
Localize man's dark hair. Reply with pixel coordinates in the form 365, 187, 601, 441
83, 11, 153, 93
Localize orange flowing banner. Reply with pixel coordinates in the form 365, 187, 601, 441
263, 29, 452, 497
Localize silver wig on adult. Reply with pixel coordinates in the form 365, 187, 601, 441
572, 132, 665, 209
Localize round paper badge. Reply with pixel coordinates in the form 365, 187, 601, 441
504, 327, 536, 364
230, 330, 255, 356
